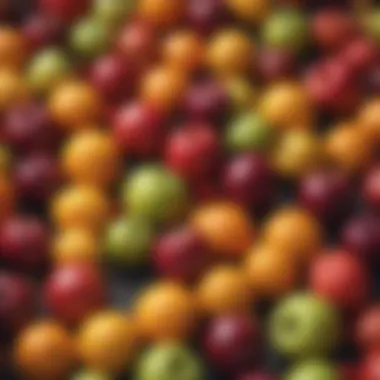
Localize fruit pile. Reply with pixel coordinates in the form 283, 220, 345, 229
0, 0, 379, 379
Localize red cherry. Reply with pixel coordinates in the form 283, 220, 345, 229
153, 226, 212, 283
43, 264, 106, 326
112, 101, 166, 157
356, 306, 380, 352
203, 314, 261, 375
0, 216, 49, 271
39, 0, 90, 22
164, 122, 220, 181
309, 250, 370, 312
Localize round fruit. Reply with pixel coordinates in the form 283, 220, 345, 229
0, 27, 26, 69
359, 98, 380, 141
92, 0, 134, 26
284, 360, 339, 380
225, 0, 269, 23
137, 0, 185, 27
134, 282, 196, 341
363, 165, 380, 209
0, 68, 29, 111
39, 0, 90, 22
356, 306, 380, 352
77, 311, 137, 374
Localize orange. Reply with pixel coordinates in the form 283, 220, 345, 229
225, 0, 271, 23
0, 68, 29, 111
0, 27, 26, 69
358, 98, 380, 141
137, 0, 184, 26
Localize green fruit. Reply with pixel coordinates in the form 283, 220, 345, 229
124, 165, 188, 223
284, 360, 339, 380
72, 371, 110, 380
105, 217, 154, 266
93, 0, 134, 26
363, 8, 380, 41
70, 17, 113, 58
135, 343, 204, 380
270, 293, 340, 359
262, 10, 309, 52
27, 48, 71, 93
226, 112, 273, 152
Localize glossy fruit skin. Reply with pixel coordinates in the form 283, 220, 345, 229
263, 207, 322, 264
137, 0, 184, 27
222, 153, 276, 213
363, 165, 380, 209
51, 185, 109, 233
244, 244, 297, 299
14, 321, 76, 380
153, 226, 211, 283
185, 0, 228, 35
190, 202, 254, 257
77, 311, 137, 374
0, 216, 49, 271
136, 343, 204, 380
164, 122, 220, 181
4, 102, 59, 154
112, 101, 166, 157
182, 80, 229, 122
197, 266, 252, 315
105, 217, 154, 266
203, 314, 261, 374
270, 293, 340, 359
43, 263, 106, 325
298, 170, 354, 225
359, 351, 380, 380
39, 0, 90, 22
14, 154, 62, 203
341, 214, 380, 262
134, 282, 196, 341
89, 54, 136, 102
356, 306, 380, 352
123, 164, 188, 223
284, 360, 339, 380
262, 10, 308, 53
62, 130, 120, 188
308, 250, 369, 312
226, 112, 273, 153
0, 272, 34, 338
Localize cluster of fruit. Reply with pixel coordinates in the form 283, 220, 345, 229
0, 0, 379, 380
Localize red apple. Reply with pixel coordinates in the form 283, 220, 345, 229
363, 165, 380, 209
356, 306, 380, 352
39, 0, 90, 22
360, 351, 380, 380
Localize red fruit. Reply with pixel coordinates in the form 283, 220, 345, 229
360, 351, 380, 380
14, 154, 62, 203
298, 170, 354, 225
340, 363, 359, 380
43, 264, 106, 326
309, 250, 369, 312
0, 216, 49, 271
203, 314, 261, 374
164, 122, 220, 181
153, 226, 211, 283
112, 101, 166, 157
4, 102, 60, 154
341, 214, 380, 262
22, 13, 65, 51
39, 0, 90, 22
182, 80, 229, 122
311, 9, 357, 51
222, 153, 276, 213
256, 48, 296, 82
356, 306, 380, 352
363, 165, 380, 209
237, 372, 276, 380
89, 54, 136, 102
0, 272, 34, 338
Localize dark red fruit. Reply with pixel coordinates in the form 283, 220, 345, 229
112, 101, 166, 157
153, 226, 211, 283
362, 165, 380, 209
0, 272, 34, 338
256, 49, 295, 82
203, 314, 261, 374
182, 80, 229, 122
0, 216, 49, 271
341, 214, 380, 262
43, 264, 106, 326
237, 372, 276, 380
164, 122, 220, 181
340, 363, 359, 380
309, 250, 369, 312
4, 102, 60, 154
39, 0, 90, 22
360, 351, 380, 380
222, 153, 276, 213
356, 306, 380, 352
14, 154, 62, 203
298, 170, 354, 225
89, 54, 136, 102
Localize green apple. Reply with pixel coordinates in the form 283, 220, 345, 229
71, 370, 110, 380
105, 216, 155, 266
270, 293, 340, 359
262, 10, 309, 53
123, 164, 188, 223
135, 343, 204, 380
284, 360, 340, 380
93, 0, 134, 27
225, 112, 273, 152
